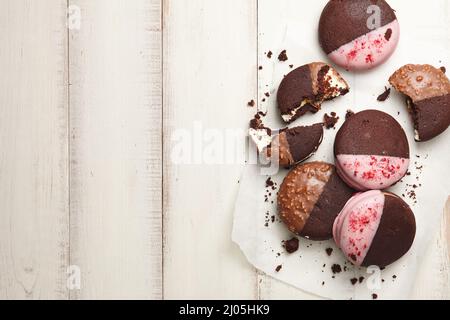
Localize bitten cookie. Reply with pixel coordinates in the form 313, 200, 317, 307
389, 64, 450, 142
277, 62, 349, 123
319, 0, 400, 71
334, 110, 410, 191
278, 162, 354, 240
249, 124, 324, 168
333, 190, 416, 268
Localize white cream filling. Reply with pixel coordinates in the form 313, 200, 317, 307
249, 128, 272, 152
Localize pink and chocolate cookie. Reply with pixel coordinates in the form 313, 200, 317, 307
278, 162, 354, 240
277, 62, 349, 123
389, 64, 450, 142
333, 190, 416, 268
334, 110, 410, 191
319, 0, 400, 71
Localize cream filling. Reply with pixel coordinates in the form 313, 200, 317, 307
248, 128, 272, 152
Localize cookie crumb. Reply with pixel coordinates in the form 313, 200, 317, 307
275, 265, 282, 272
345, 110, 355, 120
331, 264, 342, 274
324, 113, 339, 129
247, 100, 255, 107
283, 238, 299, 254
359, 276, 364, 283
289, 64, 294, 69
264, 92, 270, 97
259, 66, 263, 70
372, 293, 378, 300
440, 66, 446, 74
267, 51, 273, 59
325, 248, 333, 256
377, 87, 391, 102
350, 278, 358, 285
278, 50, 288, 62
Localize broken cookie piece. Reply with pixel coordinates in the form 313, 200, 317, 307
249, 122, 324, 168
277, 62, 349, 123
389, 64, 450, 142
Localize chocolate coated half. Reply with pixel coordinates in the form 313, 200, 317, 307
301, 169, 354, 240
334, 110, 410, 158
362, 193, 416, 268
319, 0, 397, 54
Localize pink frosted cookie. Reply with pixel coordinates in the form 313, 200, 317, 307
319, 0, 400, 71
333, 190, 416, 268
334, 110, 410, 191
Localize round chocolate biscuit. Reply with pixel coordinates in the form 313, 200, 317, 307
319, 0, 399, 71
334, 190, 416, 268
278, 162, 354, 240
277, 62, 349, 123
389, 64, 450, 142
334, 110, 410, 191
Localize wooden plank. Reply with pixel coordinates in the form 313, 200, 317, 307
162, 0, 258, 299
68, 0, 162, 299
0, 0, 69, 299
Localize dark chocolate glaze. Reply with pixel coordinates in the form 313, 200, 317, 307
277, 65, 314, 116
334, 110, 410, 158
285, 123, 324, 164
362, 193, 416, 268
412, 94, 450, 142
319, 0, 397, 54
301, 169, 355, 240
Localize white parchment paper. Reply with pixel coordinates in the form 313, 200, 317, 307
232, 0, 450, 300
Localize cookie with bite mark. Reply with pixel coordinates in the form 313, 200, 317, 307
389, 64, 450, 142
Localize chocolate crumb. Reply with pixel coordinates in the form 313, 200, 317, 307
265, 177, 274, 188
247, 99, 255, 107
350, 278, 358, 285
267, 51, 273, 59
322, 281, 325, 286
392, 275, 397, 279
275, 265, 282, 272
372, 293, 378, 300
271, 215, 275, 223
331, 264, 342, 274
283, 237, 299, 254
384, 28, 392, 41
278, 50, 288, 62
377, 87, 391, 102
359, 276, 364, 283
350, 254, 357, 262
440, 66, 446, 74
382, 279, 385, 282
323, 113, 339, 129
325, 248, 333, 256
262, 98, 266, 102
289, 64, 294, 69
345, 110, 355, 120
264, 92, 270, 97
259, 66, 263, 70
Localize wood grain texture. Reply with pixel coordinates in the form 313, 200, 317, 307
68, 0, 162, 299
0, 0, 69, 299
162, 0, 258, 299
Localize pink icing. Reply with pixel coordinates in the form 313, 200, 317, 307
333, 190, 385, 266
328, 20, 400, 71
336, 154, 409, 191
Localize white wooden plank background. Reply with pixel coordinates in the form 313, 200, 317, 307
0, 0, 448, 300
